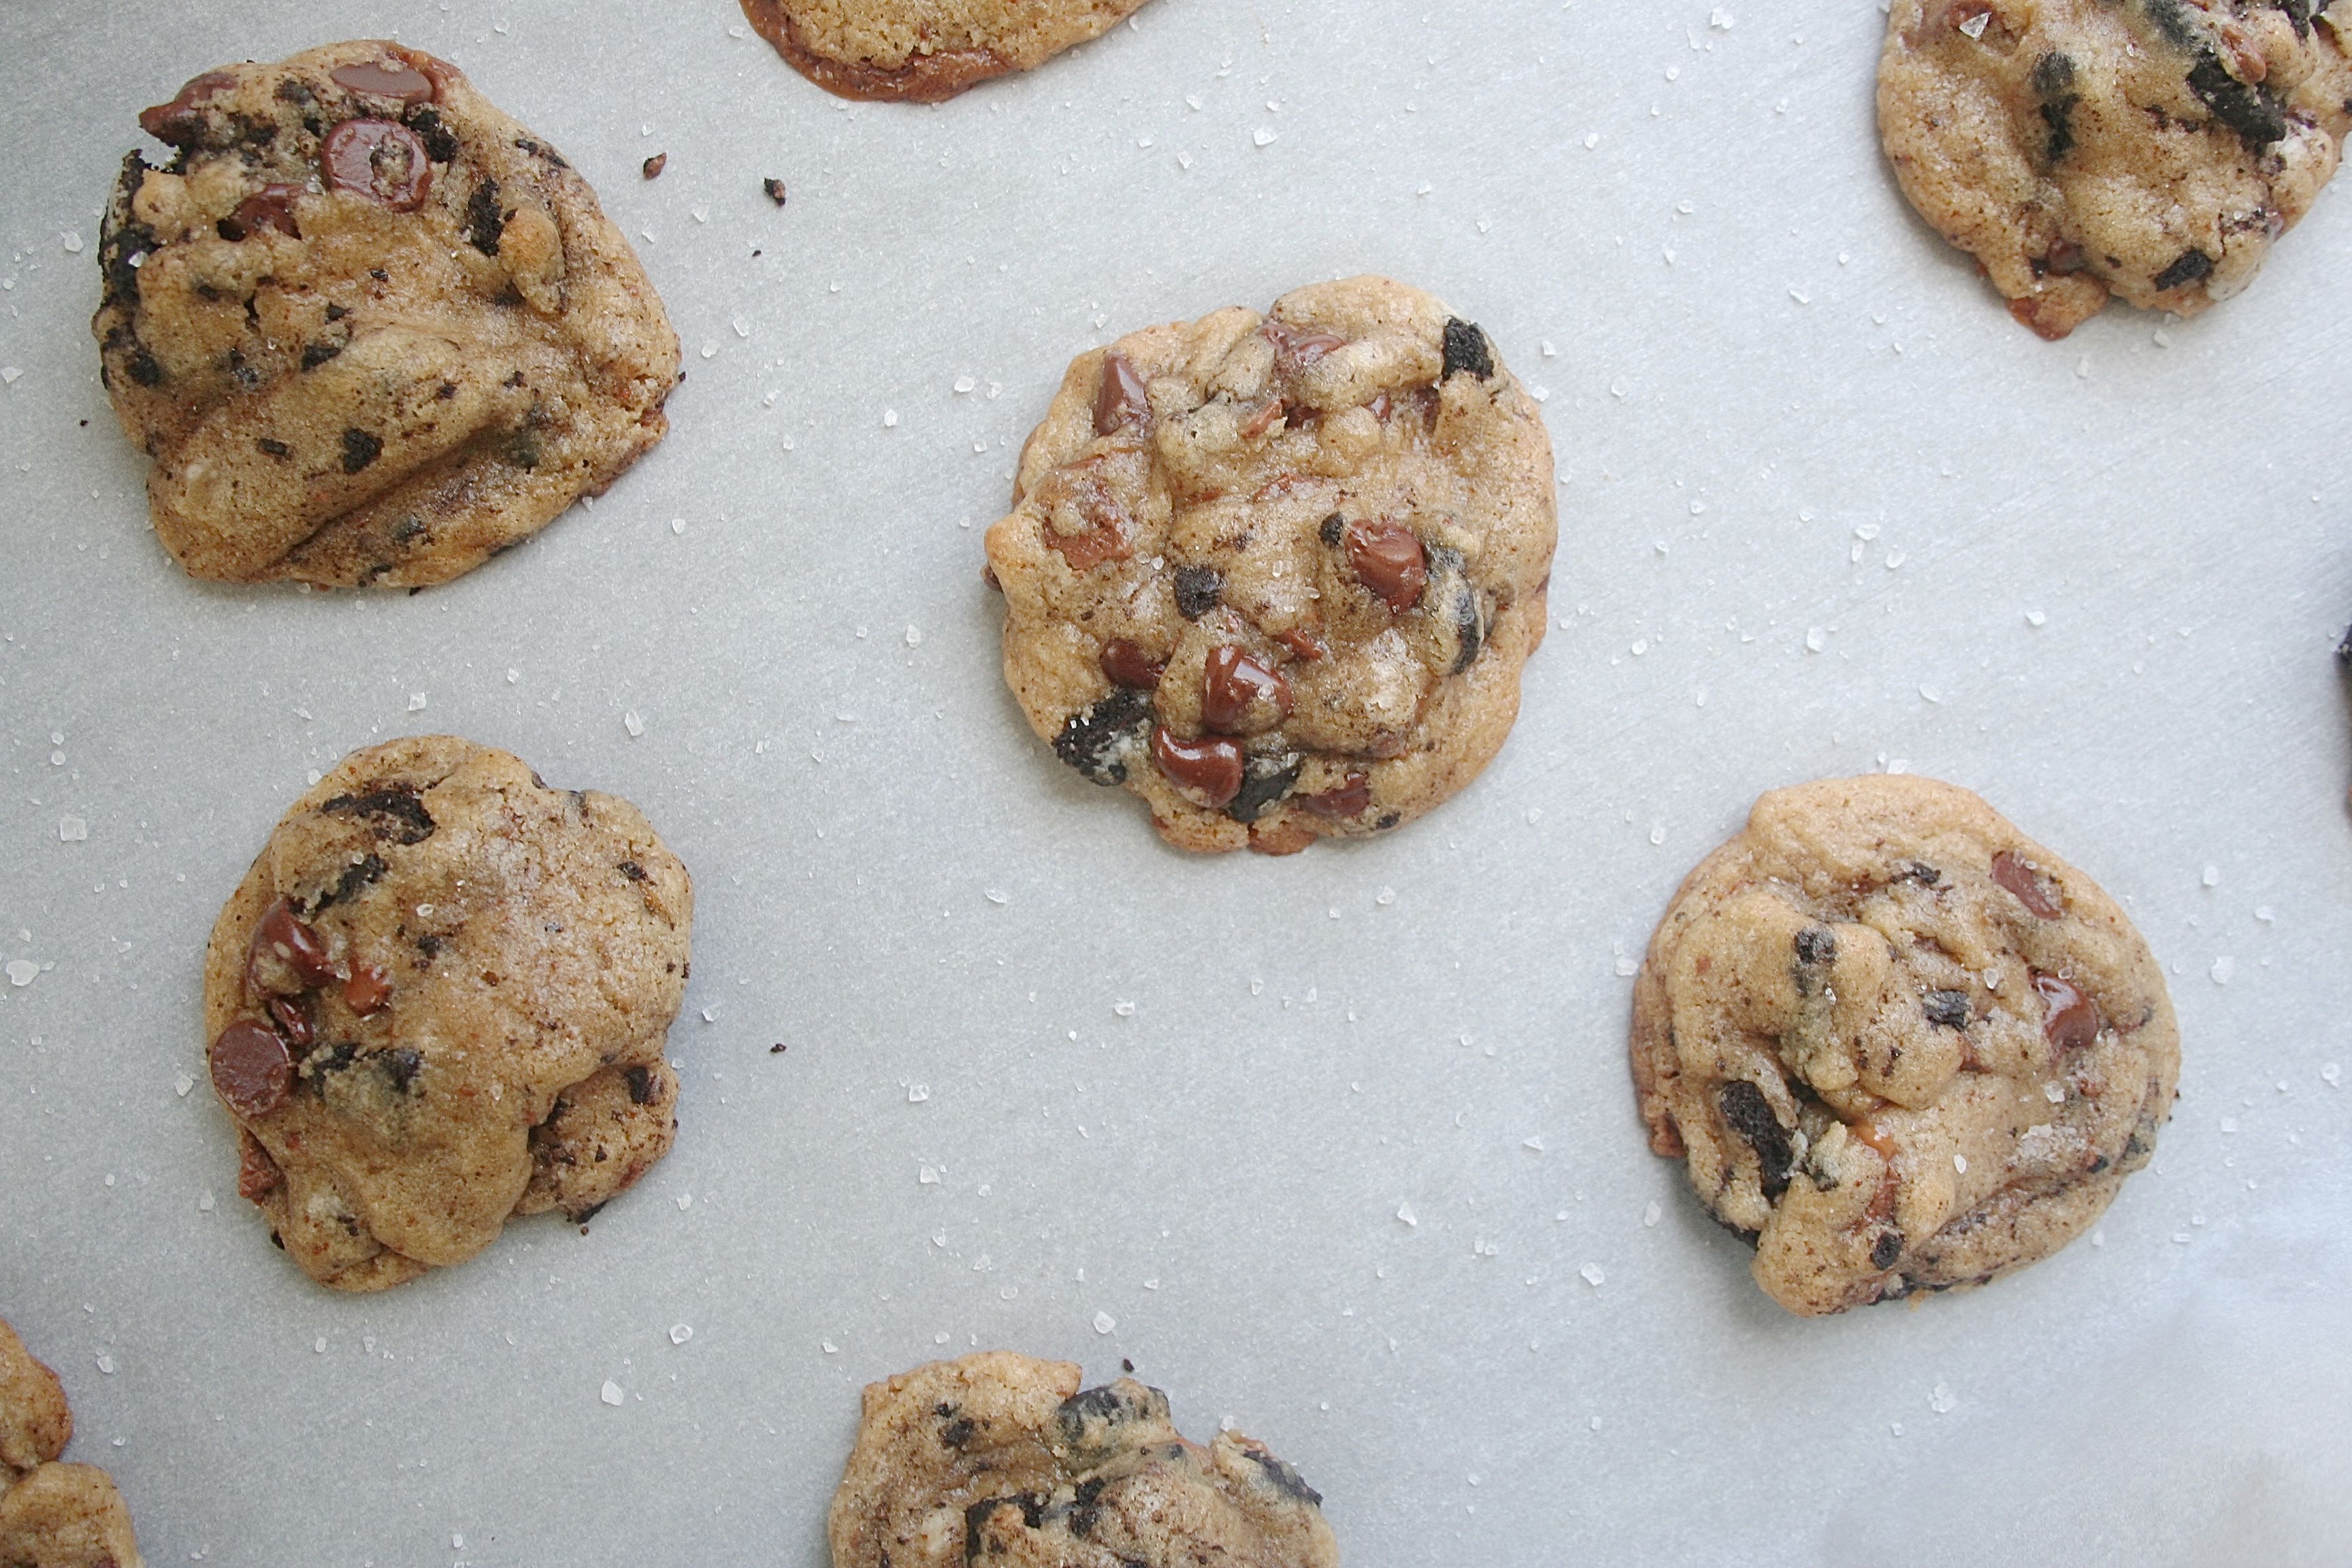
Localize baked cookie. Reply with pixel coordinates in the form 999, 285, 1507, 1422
982, 276, 1556, 855
0, 1318, 143, 1568
95, 41, 679, 587
1879, 0, 2352, 339
1630, 775, 2180, 1316
828, 1352, 1337, 1568
201, 736, 693, 1292
742, 0, 1149, 102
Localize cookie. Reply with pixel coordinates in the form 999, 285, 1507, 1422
95, 41, 679, 587
201, 736, 693, 1292
1879, 0, 2352, 338
828, 1352, 1337, 1568
0, 1318, 143, 1568
982, 276, 1556, 855
741, 0, 1149, 102
1629, 775, 2180, 1316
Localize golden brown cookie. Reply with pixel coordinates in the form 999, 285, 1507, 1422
742, 0, 1150, 102
1631, 775, 2180, 1316
1879, 0, 2352, 338
95, 41, 678, 586
0, 1320, 142, 1568
201, 736, 693, 1292
828, 1353, 1337, 1568
983, 276, 1556, 855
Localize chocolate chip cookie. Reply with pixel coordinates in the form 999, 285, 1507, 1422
983, 276, 1556, 855
1630, 774, 2180, 1316
829, 1353, 1338, 1568
95, 41, 679, 587
201, 736, 693, 1292
0, 1318, 143, 1568
742, 0, 1150, 101
1880, 0, 2352, 338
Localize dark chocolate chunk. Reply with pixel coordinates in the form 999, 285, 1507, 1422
1869, 1230, 1905, 1270
1318, 512, 1344, 548
1173, 564, 1224, 620
139, 69, 239, 146
311, 852, 389, 913
1092, 350, 1151, 436
321, 785, 436, 843
1347, 520, 1428, 611
378, 1047, 425, 1094
1924, 990, 1972, 1028
2040, 95, 2079, 164
624, 1064, 655, 1104
301, 339, 344, 370
1054, 687, 1154, 785
2153, 247, 2215, 291
1152, 728, 1245, 806
1225, 752, 1301, 823
405, 105, 460, 164
2187, 52, 2287, 148
2031, 51, 2076, 95
1793, 927, 1838, 965
1440, 316, 1494, 380
340, 427, 382, 473
256, 437, 291, 458
463, 176, 505, 256
1717, 1079, 1795, 1199
330, 59, 436, 106
1991, 850, 2063, 919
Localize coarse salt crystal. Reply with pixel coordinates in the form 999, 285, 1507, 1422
1093, 1311, 1116, 1334
1252, 127, 1277, 146
1396, 1203, 1418, 1227
6, 960, 37, 987
623, 710, 645, 738
601, 1380, 623, 1406
1958, 11, 1990, 37
670, 1324, 693, 1345
59, 817, 88, 843
1580, 1263, 1605, 1286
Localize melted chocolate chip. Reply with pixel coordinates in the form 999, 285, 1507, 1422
1440, 316, 1494, 380
1924, 990, 1972, 1028
344, 964, 392, 1017
2154, 247, 2215, 291
1718, 1079, 1794, 1198
252, 897, 339, 989
322, 118, 434, 210
463, 177, 505, 256
1054, 687, 1154, 785
1093, 350, 1150, 436
220, 184, 302, 242
140, 70, 238, 146
1152, 728, 1245, 807
340, 427, 382, 473
1991, 851, 2063, 919
2034, 972, 2102, 1051
331, 59, 437, 105
1173, 564, 1224, 620
1099, 638, 1164, 690
1303, 775, 1373, 819
1201, 645, 1291, 732
1343, 519, 1426, 611
212, 1019, 294, 1118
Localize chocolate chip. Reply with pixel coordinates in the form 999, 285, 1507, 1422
1425, 546, 1484, 672
2153, 248, 2215, 291
2034, 972, 2102, 1051
1201, 645, 1291, 733
1869, 1230, 1904, 1270
404, 106, 460, 163
1343, 519, 1426, 611
1054, 687, 1154, 785
1717, 1079, 1794, 1199
2031, 51, 2076, 95
264, 995, 314, 1051
1991, 850, 2063, 919
642, 152, 668, 180
939, 1415, 976, 1449
1099, 638, 1164, 690
2039, 95, 2079, 164
1226, 752, 1301, 823
625, 1064, 655, 1104
1793, 926, 1837, 964
344, 964, 392, 1017
463, 177, 505, 256
220, 184, 302, 242
301, 340, 344, 370
340, 428, 382, 473
619, 860, 649, 881
1303, 774, 1372, 819
1092, 350, 1150, 436
322, 118, 434, 210
1441, 316, 1494, 380
312, 852, 389, 911
2188, 52, 2287, 149
1924, 990, 1972, 1028
140, 69, 239, 146
1173, 565, 1224, 620
1151, 727, 1245, 808
256, 437, 291, 458
125, 342, 163, 387
211, 1019, 294, 1119
321, 786, 436, 843
251, 897, 339, 989
331, 59, 437, 106
763, 177, 788, 206
1318, 512, 1344, 548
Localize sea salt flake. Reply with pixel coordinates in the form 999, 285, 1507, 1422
1522, 1135, 1545, 1152
1953, 1154, 1967, 1173
1252, 127, 1277, 146
406, 693, 427, 712
1930, 1381, 1957, 1413
1614, 956, 1639, 977
1396, 1203, 1418, 1227
175, 1074, 194, 1097
601, 1381, 624, 1406
1093, 1311, 1116, 1334
883, 409, 898, 427
59, 817, 88, 842
919, 1165, 941, 1184
1958, 10, 1991, 37
95, 1356, 113, 1375
2210, 956, 2234, 985
1643, 1200, 1662, 1227
908, 1083, 930, 1102
1710, 8, 1735, 27
1580, 1263, 1605, 1287
7, 960, 38, 987
623, 710, 645, 738
1805, 627, 1826, 653
2322, 1063, 2342, 1087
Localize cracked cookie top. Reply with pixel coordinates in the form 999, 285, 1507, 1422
828, 1353, 1337, 1568
95, 40, 678, 586
1631, 774, 2179, 1316
201, 736, 692, 1292
741, 0, 1151, 102
1879, 0, 2352, 338
983, 276, 1556, 855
